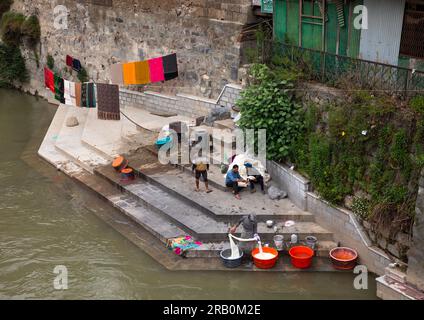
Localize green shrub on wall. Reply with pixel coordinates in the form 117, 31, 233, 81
0, 11, 25, 47
237, 63, 303, 161
288, 91, 424, 234
0, 43, 28, 87
21, 15, 40, 49
46, 54, 54, 70
77, 67, 89, 83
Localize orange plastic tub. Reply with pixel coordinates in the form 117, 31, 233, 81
251, 247, 279, 269
289, 246, 314, 269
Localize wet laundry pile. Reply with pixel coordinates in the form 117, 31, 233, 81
166, 236, 202, 257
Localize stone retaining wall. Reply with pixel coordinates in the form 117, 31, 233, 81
13, 0, 255, 98
119, 83, 243, 118
266, 161, 310, 211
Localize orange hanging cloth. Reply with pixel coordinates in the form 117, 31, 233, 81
123, 62, 137, 85
135, 60, 150, 85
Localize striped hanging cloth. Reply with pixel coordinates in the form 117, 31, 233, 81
96, 83, 120, 120
335, 0, 345, 28
81, 83, 96, 108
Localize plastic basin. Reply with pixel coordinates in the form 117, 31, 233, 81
289, 246, 314, 269
251, 247, 278, 269
329, 247, 358, 270
220, 249, 243, 268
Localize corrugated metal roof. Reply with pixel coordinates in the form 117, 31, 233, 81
359, 0, 406, 65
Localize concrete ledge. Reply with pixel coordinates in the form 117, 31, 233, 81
377, 275, 424, 300
267, 161, 310, 210
306, 191, 391, 275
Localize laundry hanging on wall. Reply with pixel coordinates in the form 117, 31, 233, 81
110, 63, 124, 86
81, 82, 96, 108
66, 55, 73, 67
72, 58, 82, 72
135, 60, 150, 85
44, 67, 55, 93
54, 74, 65, 104
75, 82, 82, 107
64, 79, 72, 105
110, 53, 178, 86
96, 83, 120, 120
122, 62, 137, 85
148, 56, 165, 83
162, 53, 178, 81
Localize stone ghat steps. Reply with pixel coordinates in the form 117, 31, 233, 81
72, 167, 189, 245
126, 153, 314, 223
95, 164, 335, 243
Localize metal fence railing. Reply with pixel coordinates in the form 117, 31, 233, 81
263, 41, 424, 97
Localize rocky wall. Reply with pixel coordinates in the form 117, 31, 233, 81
12, 0, 255, 98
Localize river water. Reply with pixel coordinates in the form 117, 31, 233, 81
0, 89, 377, 300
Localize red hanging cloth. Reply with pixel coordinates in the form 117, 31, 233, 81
44, 67, 55, 93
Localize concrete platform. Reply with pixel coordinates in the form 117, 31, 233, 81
80, 108, 140, 160
38, 104, 82, 176
122, 106, 197, 133
55, 106, 110, 173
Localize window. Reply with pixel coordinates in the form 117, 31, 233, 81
400, 1, 424, 58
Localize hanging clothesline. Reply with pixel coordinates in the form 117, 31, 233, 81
110, 53, 178, 86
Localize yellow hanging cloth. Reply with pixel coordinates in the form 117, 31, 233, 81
135, 60, 150, 85
123, 62, 137, 85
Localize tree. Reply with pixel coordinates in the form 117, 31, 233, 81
0, 43, 28, 87
0, 11, 25, 47
237, 64, 303, 161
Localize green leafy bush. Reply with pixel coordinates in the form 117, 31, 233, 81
352, 197, 370, 219
410, 95, 424, 115
0, 43, 28, 87
77, 67, 88, 83
290, 93, 422, 233
21, 15, 40, 48
46, 54, 54, 69
0, 11, 25, 46
237, 64, 303, 161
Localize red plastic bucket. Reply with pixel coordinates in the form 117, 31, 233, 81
289, 246, 314, 269
251, 247, 279, 269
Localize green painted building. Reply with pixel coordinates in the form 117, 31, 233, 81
273, 0, 424, 70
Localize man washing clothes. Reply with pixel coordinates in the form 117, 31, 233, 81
225, 165, 247, 200
229, 214, 258, 265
